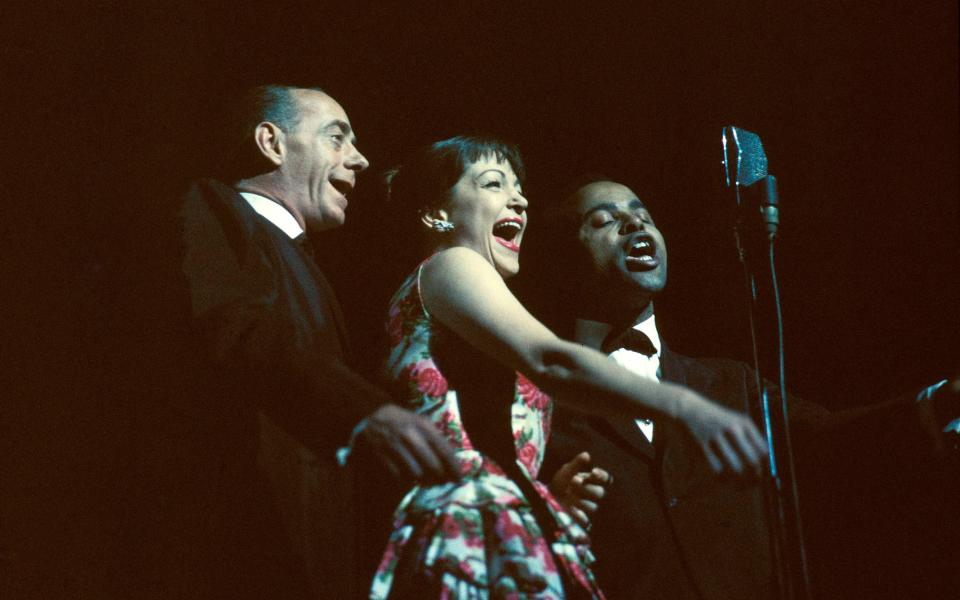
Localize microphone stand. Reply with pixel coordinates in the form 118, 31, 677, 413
722, 127, 812, 600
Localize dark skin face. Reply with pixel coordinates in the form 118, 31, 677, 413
567, 181, 668, 325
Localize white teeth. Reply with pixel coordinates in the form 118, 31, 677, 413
493, 221, 522, 239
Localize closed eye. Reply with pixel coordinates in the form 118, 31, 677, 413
590, 214, 616, 228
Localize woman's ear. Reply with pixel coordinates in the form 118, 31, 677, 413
253, 121, 285, 167
420, 207, 451, 231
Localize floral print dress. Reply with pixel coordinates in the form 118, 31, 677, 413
369, 259, 605, 599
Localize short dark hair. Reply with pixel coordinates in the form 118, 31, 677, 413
543, 171, 618, 234
519, 172, 631, 333
219, 84, 326, 182
377, 135, 525, 286
386, 135, 526, 216
558, 172, 617, 204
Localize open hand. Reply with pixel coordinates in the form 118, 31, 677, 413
354, 404, 462, 484
549, 451, 612, 529
674, 388, 768, 478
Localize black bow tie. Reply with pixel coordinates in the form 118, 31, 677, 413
601, 328, 657, 356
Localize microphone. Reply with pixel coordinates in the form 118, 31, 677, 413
722, 126, 780, 239
720, 126, 811, 599
762, 174, 779, 238
722, 126, 768, 190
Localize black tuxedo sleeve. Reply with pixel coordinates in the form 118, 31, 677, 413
674, 355, 944, 470
179, 181, 389, 455
749, 368, 947, 476
743, 370, 960, 596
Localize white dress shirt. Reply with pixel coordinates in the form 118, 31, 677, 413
608, 314, 662, 443
240, 192, 303, 239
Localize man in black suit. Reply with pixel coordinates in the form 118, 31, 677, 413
538, 177, 959, 599
131, 85, 459, 600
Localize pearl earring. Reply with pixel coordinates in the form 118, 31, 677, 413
432, 220, 455, 233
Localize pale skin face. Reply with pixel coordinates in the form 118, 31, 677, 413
232, 92, 463, 486
242, 89, 370, 232
422, 156, 528, 279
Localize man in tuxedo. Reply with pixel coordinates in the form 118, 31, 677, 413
538, 177, 959, 599
132, 85, 459, 600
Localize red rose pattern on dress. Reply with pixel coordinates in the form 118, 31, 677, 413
370, 259, 605, 599
416, 367, 449, 397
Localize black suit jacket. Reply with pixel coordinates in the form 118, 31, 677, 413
179, 179, 388, 451
124, 179, 390, 599
544, 345, 954, 600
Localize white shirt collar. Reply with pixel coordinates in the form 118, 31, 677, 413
239, 192, 303, 239
609, 313, 661, 443
633, 313, 662, 357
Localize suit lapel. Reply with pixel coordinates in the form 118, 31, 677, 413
597, 343, 688, 463
227, 184, 353, 361
657, 344, 715, 499
305, 261, 353, 362
277, 231, 351, 359
604, 414, 657, 462
659, 344, 687, 387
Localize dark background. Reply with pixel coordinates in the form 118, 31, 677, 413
9, 0, 955, 400
4, 1, 957, 598
19, 0, 954, 402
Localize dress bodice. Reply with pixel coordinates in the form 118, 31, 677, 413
384, 259, 553, 479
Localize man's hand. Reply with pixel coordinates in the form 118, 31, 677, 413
549, 451, 612, 529
674, 387, 768, 478
354, 404, 461, 484
921, 376, 960, 441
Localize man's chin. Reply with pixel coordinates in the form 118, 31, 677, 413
625, 271, 666, 296
310, 210, 347, 232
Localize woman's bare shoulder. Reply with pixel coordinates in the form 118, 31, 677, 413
422, 247, 497, 279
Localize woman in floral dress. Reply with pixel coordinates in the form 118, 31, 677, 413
367, 136, 767, 599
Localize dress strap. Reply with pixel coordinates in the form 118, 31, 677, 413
415, 253, 441, 320
415, 260, 431, 319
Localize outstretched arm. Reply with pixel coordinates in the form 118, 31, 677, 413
421, 247, 767, 476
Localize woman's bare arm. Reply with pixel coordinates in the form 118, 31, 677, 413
421, 247, 767, 475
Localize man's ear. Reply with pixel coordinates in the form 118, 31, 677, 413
420, 207, 450, 230
253, 122, 285, 167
